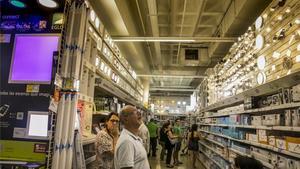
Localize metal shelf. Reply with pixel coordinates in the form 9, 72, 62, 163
85, 155, 96, 165
198, 123, 300, 132
199, 70, 300, 113
82, 136, 96, 145
205, 138, 226, 148
198, 150, 224, 169
198, 141, 230, 162
199, 102, 300, 119
198, 130, 300, 159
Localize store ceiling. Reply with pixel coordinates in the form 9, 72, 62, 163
91, 0, 272, 98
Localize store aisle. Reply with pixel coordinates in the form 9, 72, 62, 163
148, 153, 205, 169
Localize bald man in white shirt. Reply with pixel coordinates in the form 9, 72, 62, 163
114, 105, 150, 169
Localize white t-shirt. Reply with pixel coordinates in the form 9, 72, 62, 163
114, 128, 150, 169
138, 122, 150, 153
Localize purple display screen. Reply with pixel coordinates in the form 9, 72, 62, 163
9, 34, 60, 84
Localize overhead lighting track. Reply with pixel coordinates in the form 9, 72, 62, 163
137, 74, 206, 78
112, 36, 237, 42
150, 88, 197, 92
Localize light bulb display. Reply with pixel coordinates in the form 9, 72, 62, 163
257, 55, 266, 70
90, 10, 95, 21
255, 34, 264, 50
95, 17, 100, 29
255, 16, 263, 30
257, 72, 266, 85
272, 51, 280, 59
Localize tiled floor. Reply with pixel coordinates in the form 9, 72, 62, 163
148, 151, 206, 169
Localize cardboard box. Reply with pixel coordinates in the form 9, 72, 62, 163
276, 138, 287, 150
286, 136, 300, 154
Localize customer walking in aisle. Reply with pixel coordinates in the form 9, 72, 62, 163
173, 119, 183, 165
187, 124, 200, 169
159, 123, 168, 161
95, 112, 120, 169
114, 105, 150, 169
233, 156, 263, 169
138, 110, 150, 154
165, 122, 178, 168
147, 118, 158, 157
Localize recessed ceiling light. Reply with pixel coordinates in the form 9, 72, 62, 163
38, 0, 58, 8
10, 0, 26, 8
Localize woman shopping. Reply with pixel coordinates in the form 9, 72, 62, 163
95, 112, 120, 169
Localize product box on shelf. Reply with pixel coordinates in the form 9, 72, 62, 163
286, 136, 300, 154
251, 116, 262, 126
268, 136, 276, 147
282, 88, 293, 104
240, 114, 251, 125
247, 133, 258, 142
272, 94, 281, 105
287, 159, 300, 169
292, 84, 300, 102
258, 129, 268, 144
229, 115, 241, 125
291, 108, 300, 126
262, 114, 284, 126
276, 138, 287, 150
285, 110, 292, 126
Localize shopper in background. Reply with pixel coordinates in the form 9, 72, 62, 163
187, 124, 200, 169
95, 112, 120, 169
114, 105, 150, 169
137, 110, 150, 154
173, 119, 183, 165
147, 118, 159, 157
233, 156, 263, 169
165, 122, 178, 168
159, 122, 168, 161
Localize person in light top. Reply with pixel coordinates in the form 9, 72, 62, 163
114, 105, 150, 169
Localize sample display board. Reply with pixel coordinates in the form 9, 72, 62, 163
0, 0, 64, 165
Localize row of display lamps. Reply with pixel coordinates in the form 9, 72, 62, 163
8, 0, 58, 8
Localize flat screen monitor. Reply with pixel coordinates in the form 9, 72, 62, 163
9, 34, 60, 84
27, 111, 49, 138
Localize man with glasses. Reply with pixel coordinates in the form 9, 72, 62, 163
114, 105, 150, 169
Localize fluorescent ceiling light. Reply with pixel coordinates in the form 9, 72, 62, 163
38, 0, 58, 8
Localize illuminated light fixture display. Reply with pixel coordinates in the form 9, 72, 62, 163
95, 17, 100, 29
272, 65, 276, 71
177, 101, 181, 105
295, 18, 300, 25
266, 27, 272, 33
255, 16, 263, 30
38, 0, 58, 8
296, 55, 300, 62
263, 14, 268, 19
257, 55, 266, 70
10, 0, 26, 8
114, 39, 195, 42
272, 51, 281, 59
286, 49, 291, 57
297, 44, 300, 51
90, 10, 96, 21
285, 7, 291, 13
95, 57, 100, 67
255, 34, 264, 50
100, 62, 105, 71
277, 15, 283, 21
257, 72, 266, 85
